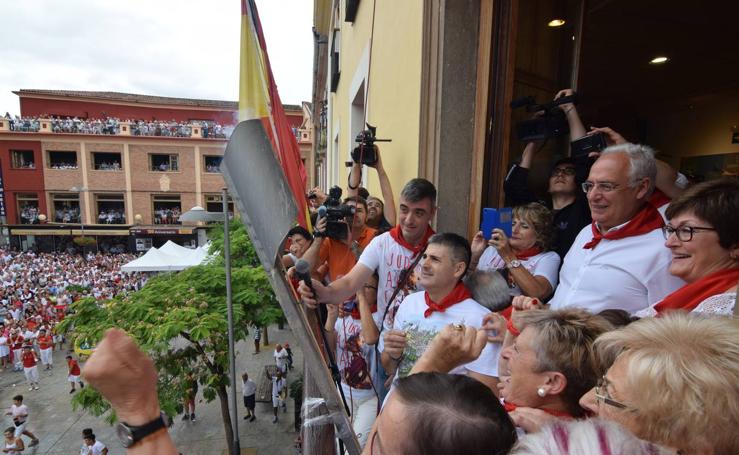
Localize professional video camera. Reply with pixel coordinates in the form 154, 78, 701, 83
510, 92, 577, 142
351, 123, 391, 166
315, 186, 355, 241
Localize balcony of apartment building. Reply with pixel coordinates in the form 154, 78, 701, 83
0, 115, 232, 140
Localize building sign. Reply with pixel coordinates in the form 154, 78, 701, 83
0, 161, 5, 217
130, 228, 194, 235
136, 238, 153, 251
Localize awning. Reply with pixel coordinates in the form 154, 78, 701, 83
11, 229, 72, 236
71, 229, 130, 236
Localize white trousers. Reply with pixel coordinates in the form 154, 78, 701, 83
24, 366, 39, 384
40, 348, 52, 366
349, 393, 378, 449
13, 349, 22, 367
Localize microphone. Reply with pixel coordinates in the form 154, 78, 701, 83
294, 259, 314, 293
317, 205, 327, 218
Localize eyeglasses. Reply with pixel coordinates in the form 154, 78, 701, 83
581, 181, 622, 193
552, 167, 576, 177
662, 225, 716, 242
594, 376, 629, 410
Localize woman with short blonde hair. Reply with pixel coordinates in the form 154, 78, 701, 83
581, 313, 739, 454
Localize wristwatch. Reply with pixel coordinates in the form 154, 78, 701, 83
116, 412, 169, 448
506, 259, 522, 269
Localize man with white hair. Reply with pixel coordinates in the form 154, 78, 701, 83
548, 143, 684, 314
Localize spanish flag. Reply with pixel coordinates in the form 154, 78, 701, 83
240, 0, 310, 228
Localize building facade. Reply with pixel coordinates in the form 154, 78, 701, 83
0, 90, 312, 251
312, 0, 739, 238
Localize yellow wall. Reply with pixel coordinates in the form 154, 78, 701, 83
327, 0, 423, 201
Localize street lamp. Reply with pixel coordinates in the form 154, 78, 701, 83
180, 189, 239, 454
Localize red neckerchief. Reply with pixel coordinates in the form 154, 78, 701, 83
503, 401, 574, 419
424, 282, 472, 318
654, 267, 739, 314
515, 246, 542, 260
649, 188, 671, 208
583, 204, 664, 250
389, 225, 435, 256
351, 302, 377, 320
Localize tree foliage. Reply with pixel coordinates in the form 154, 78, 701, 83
58, 218, 283, 425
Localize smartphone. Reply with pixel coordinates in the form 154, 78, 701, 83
481, 208, 513, 240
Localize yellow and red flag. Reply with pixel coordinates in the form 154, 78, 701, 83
240, 0, 310, 228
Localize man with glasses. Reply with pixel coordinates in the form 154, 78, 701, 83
548, 143, 684, 314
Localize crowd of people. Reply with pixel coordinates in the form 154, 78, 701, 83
54, 205, 81, 223
18, 204, 40, 224
35, 87, 738, 454
97, 208, 126, 224
0, 249, 145, 450
2, 113, 230, 139
153, 207, 181, 224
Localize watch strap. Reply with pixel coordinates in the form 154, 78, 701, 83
124, 412, 167, 446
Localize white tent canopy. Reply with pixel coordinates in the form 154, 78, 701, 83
121, 242, 209, 272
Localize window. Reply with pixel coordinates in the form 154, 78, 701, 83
205, 194, 234, 214
203, 155, 223, 173
16, 193, 39, 224
47, 151, 78, 169
11, 150, 35, 169
51, 193, 81, 223
152, 194, 181, 224
92, 152, 122, 171
330, 29, 341, 92
150, 153, 179, 172
96, 193, 126, 224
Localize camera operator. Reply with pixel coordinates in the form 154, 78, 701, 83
504, 89, 592, 259
347, 145, 396, 233
302, 196, 376, 283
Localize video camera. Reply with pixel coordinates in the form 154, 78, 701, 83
351, 123, 391, 166
511, 93, 577, 142
315, 186, 356, 241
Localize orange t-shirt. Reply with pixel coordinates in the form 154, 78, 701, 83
319, 226, 376, 282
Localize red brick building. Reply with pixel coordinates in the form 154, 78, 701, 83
0, 89, 311, 252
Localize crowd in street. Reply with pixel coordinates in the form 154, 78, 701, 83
3, 113, 230, 139
0, 249, 146, 452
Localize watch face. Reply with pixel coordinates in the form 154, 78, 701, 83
116, 423, 135, 448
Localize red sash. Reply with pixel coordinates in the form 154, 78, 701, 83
583, 204, 664, 250
654, 267, 739, 314
389, 225, 435, 256
515, 246, 542, 260
424, 282, 472, 318
503, 401, 574, 419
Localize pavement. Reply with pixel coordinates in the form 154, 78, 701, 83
0, 324, 302, 454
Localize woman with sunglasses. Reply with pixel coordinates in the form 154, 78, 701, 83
580, 313, 739, 455
637, 178, 738, 317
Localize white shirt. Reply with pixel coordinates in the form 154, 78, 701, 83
242, 379, 257, 397
379, 291, 501, 380
271, 377, 285, 398
477, 247, 560, 296
80, 440, 106, 455
549, 224, 684, 314
10, 404, 28, 422
274, 349, 288, 370
334, 313, 381, 400
358, 231, 426, 325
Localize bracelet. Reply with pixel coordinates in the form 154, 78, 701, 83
324, 327, 334, 333
564, 106, 574, 114
389, 353, 404, 363
347, 169, 359, 190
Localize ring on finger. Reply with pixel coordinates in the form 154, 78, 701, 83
452, 323, 464, 331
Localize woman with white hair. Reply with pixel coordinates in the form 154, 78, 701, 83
580, 313, 739, 454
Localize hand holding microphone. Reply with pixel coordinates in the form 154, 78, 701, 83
295, 259, 322, 309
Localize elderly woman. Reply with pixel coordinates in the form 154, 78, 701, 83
580, 313, 739, 455
471, 203, 560, 300
638, 178, 738, 316
413, 309, 612, 421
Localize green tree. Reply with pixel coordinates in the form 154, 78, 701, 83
58, 219, 283, 450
